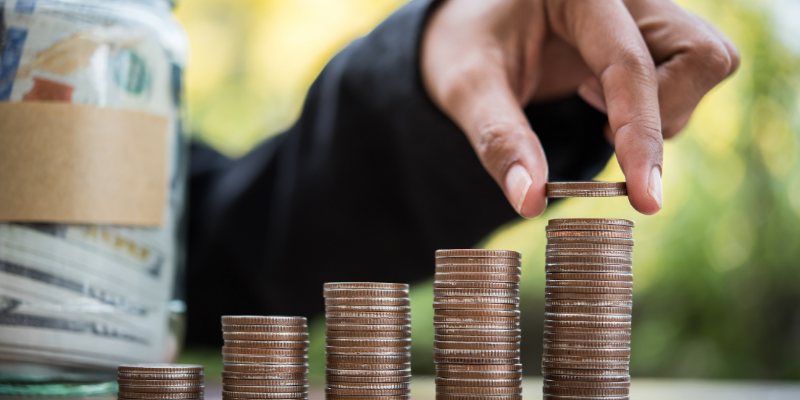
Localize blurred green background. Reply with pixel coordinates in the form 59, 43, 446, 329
174, 0, 800, 381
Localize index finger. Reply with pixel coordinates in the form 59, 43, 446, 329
547, 0, 663, 214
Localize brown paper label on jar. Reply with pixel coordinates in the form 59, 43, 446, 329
0, 102, 168, 226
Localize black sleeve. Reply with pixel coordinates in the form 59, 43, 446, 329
185, 0, 613, 345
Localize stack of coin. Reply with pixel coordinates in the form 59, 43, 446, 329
545, 182, 627, 198
433, 249, 523, 400
323, 282, 411, 400
117, 364, 204, 400
543, 218, 634, 399
221, 316, 309, 400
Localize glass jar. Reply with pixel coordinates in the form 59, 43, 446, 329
0, 0, 188, 396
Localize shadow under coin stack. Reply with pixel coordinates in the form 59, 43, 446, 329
433, 249, 523, 400
117, 364, 204, 400
543, 218, 634, 399
221, 316, 309, 400
324, 282, 412, 400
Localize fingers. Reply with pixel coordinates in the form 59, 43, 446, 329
547, 0, 663, 214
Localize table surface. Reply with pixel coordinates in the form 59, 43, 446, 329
202, 377, 800, 400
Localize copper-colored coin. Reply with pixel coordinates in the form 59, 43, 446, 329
325, 347, 409, 356
435, 371, 522, 380
434, 316, 519, 324
547, 280, 633, 288
546, 299, 632, 307
546, 292, 632, 301
323, 283, 408, 290
434, 281, 519, 290
435, 266, 521, 276
546, 225, 632, 233
437, 386, 521, 395
541, 361, 628, 370
435, 394, 520, 400
325, 396, 408, 400
222, 355, 308, 364
433, 288, 520, 298
434, 328, 520, 336
223, 364, 308, 374
434, 377, 521, 387
548, 237, 635, 246
544, 326, 631, 335
326, 339, 410, 347
117, 380, 203, 387
436, 309, 520, 317
324, 388, 408, 396
547, 272, 633, 282
546, 264, 633, 274
325, 369, 411, 377
547, 231, 633, 239
325, 382, 410, 390
324, 297, 410, 306
541, 368, 629, 377
434, 273, 521, 283
434, 341, 519, 350
435, 250, 521, 259
326, 355, 410, 364
547, 258, 633, 268
434, 348, 520, 358
542, 355, 629, 363
434, 323, 519, 330
326, 375, 411, 383
543, 348, 631, 357
544, 340, 629, 349
433, 356, 519, 364
542, 374, 629, 383
549, 218, 634, 226
325, 330, 411, 339
544, 333, 630, 342
223, 341, 309, 349
117, 373, 202, 381
543, 386, 629, 396
118, 386, 203, 394
324, 363, 410, 370
433, 303, 518, 310
117, 393, 201, 400
547, 243, 632, 252
545, 250, 632, 259
546, 189, 628, 198
222, 385, 307, 393
546, 182, 627, 191
545, 313, 631, 322
118, 365, 204, 374
323, 289, 408, 298
433, 295, 519, 304
434, 335, 521, 343
437, 364, 522, 371
543, 381, 628, 390
325, 312, 409, 319
545, 286, 633, 295
325, 324, 411, 332
222, 324, 307, 333
223, 332, 309, 341
435, 257, 521, 266
326, 317, 411, 325
545, 306, 632, 315
222, 379, 307, 386
221, 391, 304, 399
222, 347, 307, 356
221, 372, 307, 380
221, 316, 306, 326
325, 306, 411, 313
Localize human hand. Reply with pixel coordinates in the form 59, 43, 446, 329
421, 0, 739, 217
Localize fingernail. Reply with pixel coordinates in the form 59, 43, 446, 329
505, 164, 533, 217
577, 83, 607, 114
648, 166, 663, 210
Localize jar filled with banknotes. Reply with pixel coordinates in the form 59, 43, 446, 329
0, 0, 188, 396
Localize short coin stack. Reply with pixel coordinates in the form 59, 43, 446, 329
221, 316, 309, 400
324, 282, 411, 400
433, 249, 523, 400
543, 218, 634, 399
117, 364, 204, 400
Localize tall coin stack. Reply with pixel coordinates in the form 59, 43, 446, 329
221, 316, 309, 400
543, 218, 634, 399
324, 282, 412, 400
433, 249, 523, 400
117, 364, 204, 400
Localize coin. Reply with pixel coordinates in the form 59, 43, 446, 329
548, 237, 635, 246
223, 332, 309, 341
437, 386, 521, 395
546, 272, 633, 282
117, 380, 203, 387
222, 385, 307, 393
435, 257, 522, 266
325, 363, 410, 370
222, 355, 308, 364
543, 348, 631, 357
546, 264, 633, 273
546, 256, 633, 265
221, 372, 307, 380
222, 325, 307, 333
434, 377, 521, 387
325, 355, 411, 364
542, 356, 629, 363
325, 298, 410, 306
221, 391, 305, 399
326, 317, 411, 325
433, 303, 518, 310
435, 250, 521, 258
435, 273, 521, 283
223, 364, 308, 374
434, 328, 521, 336
545, 292, 632, 301
325, 312, 409, 319
433, 288, 520, 297
117, 374, 204, 381
541, 361, 628, 370
433, 356, 519, 364
326, 375, 411, 383
435, 266, 521, 275
544, 333, 630, 342
543, 386, 629, 396
326, 339, 411, 347
222, 379, 307, 386
545, 313, 631, 322
546, 189, 628, 197
325, 324, 411, 332
224, 341, 310, 349
547, 280, 633, 288
325, 396, 409, 400
436, 364, 522, 371
222, 347, 307, 356
546, 225, 631, 233
542, 374, 630, 382
323, 289, 409, 298
433, 323, 519, 330
435, 370, 522, 380
221, 316, 306, 326
549, 218, 634, 226
434, 335, 521, 343
433, 316, 519, 323
118, 386, 204, 394
544, 306, 632, 315
547, 244, 632, 253
323, 283, 409, 290
545, 286, 633, 294
325, 306, 411, 313
547, 231, 633, 239
324, 369, 411, 377
543, 379, 629, 388
325, 347, 409, 355
325, 330, 411, 339
434, 281, 519, 290
433, 349, 520, 358
324, 388, 407, 396
435, 309, 520, 317
544, 340, 629, 349
433, 341, 519, 350
546, 182, 627, 191
546, 299, 632, 307
545, 250, 632, 259
325, 382, 410, 389
434, 394, 521, 400
542, 368, 630, 377
117, 393, 201, 400
544, 327, 631, 335
118, 365, 204, 374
